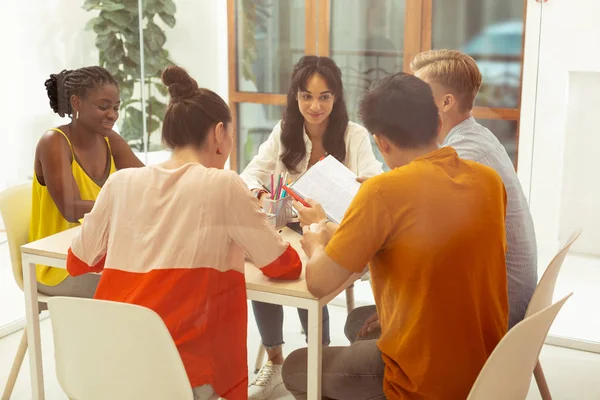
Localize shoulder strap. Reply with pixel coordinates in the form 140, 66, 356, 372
50, 128, 74, 157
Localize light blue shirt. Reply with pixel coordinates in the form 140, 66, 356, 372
444, 117, 538, 329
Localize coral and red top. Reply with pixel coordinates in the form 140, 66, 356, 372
67, 164, 301, 400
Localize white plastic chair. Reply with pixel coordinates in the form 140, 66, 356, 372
0, 184, 52, 400
525, 229, 582, 399
47, 297, 219, 400
467, 293, 572, 400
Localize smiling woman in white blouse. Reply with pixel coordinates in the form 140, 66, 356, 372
240, 55, 383, 400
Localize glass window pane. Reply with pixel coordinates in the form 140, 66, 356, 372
236, 0, 305, 94
237, 103, 285, 172
330, 0, 405, 122
479, 119, 518, 166
432, 1, 524, 109
330, 0, 405, 170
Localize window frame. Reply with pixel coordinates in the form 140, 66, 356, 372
227, 0, 528, 171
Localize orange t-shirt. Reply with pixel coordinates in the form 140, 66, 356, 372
326, 147, 508, 399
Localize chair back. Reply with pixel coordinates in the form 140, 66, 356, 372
47, 297, 194, 400
467, 293, 572, 400
526, 229, 581, 318
0, 184, 32, 291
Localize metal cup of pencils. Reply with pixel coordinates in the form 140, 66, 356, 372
262, 172, 293, 229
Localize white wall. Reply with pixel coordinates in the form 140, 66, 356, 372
519, 0, 600, 256
0, 0, 99, 191
162, 0, 228, 101
559, 72, 600, 254
0, 1, 229, 193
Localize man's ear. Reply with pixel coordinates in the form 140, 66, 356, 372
441, 93, 457, 113
373, 134, 391, 155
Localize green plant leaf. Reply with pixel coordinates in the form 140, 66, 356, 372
105, 63, 121, 76
120, 111, 144, 144
103, 10, 134, 28
84, 16, 102, 31
126, 106, 144, 126
155, 84, 168, 97
83, 0, 177, 148
99, 1, 125, 11
121, 26, 140, 43
82, 0, 101, 11
144, 20, 166, 52
123, 56, 139, 68
158, 12, 176, 28
146, 96, 167, 119
146, 115, 161, 134
159, 0, 176, 15
105, 40, 125, 63
122, 63, 141, 81
93, 21, 112, 35
143, 0, 162, 15
126, 45, 141, 64
95, 34, 112, 51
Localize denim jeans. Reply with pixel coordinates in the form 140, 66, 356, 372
251, 301, 330, 348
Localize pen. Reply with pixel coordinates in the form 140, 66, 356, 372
277, 174, 284, 199
282, 185, 310, 207
275, 173, 282, 200
270, 173, 274, 195
259, 182, 271, 194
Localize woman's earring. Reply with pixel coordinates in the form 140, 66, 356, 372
216, 147, 222, 155
76, 111, 79, 120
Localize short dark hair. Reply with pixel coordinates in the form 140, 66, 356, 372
281, 56, 349, 173
45, 66, 117, 117
359, 72, 439, 148
161, 65, 231, 149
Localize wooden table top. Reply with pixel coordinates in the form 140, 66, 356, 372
22, 226, 316, 299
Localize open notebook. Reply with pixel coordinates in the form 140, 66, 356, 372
289, 155, 360, 224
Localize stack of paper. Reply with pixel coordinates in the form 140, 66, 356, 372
290, 156, 360, 224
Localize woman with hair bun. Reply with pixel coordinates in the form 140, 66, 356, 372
66, 65, 302, 400
31, 66, 142, 298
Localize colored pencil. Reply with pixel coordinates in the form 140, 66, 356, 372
282, 185, 310, 207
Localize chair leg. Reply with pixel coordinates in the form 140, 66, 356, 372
345, 284, 355, 314
1, 328, 28, 400
534, 360, 552, 400
254, 344, 266, 374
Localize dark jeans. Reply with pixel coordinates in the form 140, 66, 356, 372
251, 301, 331, 348
282, 305, 385, 400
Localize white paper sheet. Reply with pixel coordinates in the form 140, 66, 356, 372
290, 155, 360, 224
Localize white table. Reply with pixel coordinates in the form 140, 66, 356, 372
21, 227, 349, 399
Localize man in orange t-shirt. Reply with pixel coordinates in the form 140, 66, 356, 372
282, 73, 508, 400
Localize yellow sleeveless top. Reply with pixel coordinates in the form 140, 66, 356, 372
29, 128, 117, 286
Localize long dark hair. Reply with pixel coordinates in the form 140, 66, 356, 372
281, 56, 349, 173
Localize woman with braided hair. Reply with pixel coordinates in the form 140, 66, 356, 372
31, 66, 143, 298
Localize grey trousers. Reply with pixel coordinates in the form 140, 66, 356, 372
282, 305, 386, 400
37, 274, 101, 298
37, 274, 101, 311
193, 384, 216, 399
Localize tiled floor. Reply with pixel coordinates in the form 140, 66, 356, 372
1, 304, 600, 399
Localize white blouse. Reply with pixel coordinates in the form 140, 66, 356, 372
240, 120, 383, 190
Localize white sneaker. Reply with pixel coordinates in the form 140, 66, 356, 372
248, 361, 283, 399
